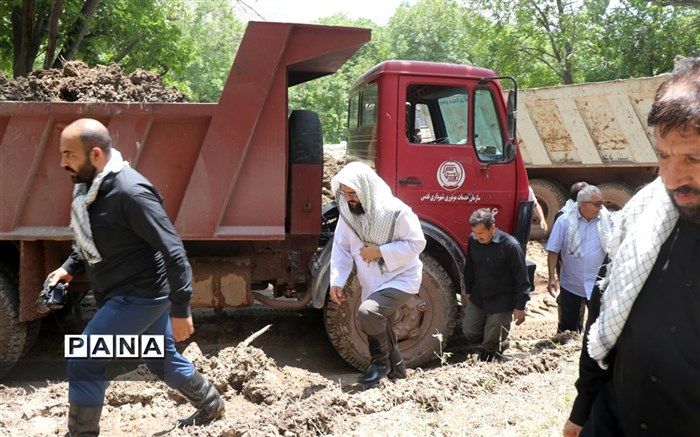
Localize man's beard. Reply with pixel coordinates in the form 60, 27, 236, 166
667, 186, 700, 224
348, 202, 365, 215
65, 158, 97, 184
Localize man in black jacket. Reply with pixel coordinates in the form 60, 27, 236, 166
462, 208, 530, 361
563, 57, 700, 437
46, 119, 224, 435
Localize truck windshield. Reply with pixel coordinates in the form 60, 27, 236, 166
406, 85, 468, 145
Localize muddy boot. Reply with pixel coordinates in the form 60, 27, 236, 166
386, 325, 406, 380
176, 371, 225, 428
66, 404, 102, 436
357, 332, 391, 387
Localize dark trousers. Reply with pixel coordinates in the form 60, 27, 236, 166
581, 381, 623, 437
356, 288, 413, 336
558, 287, 587, 333
462, 301, 512, 353
67, 295, 194, 406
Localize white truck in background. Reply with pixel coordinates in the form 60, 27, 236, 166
518, 75, 666, 239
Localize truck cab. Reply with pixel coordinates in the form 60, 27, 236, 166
320, 61, 534, 369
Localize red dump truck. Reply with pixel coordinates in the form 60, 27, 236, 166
0, 21, 534, 377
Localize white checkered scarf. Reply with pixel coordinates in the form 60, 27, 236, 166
564, 203, 614, 257
587, 177, 678, 368
70, 149, 129, 265
331, 162, 406, 270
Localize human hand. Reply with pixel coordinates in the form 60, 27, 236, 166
360, 243, 382, 262
329, 286, 348, 305
540, 220, 548, 232
513, 309, 526, 325
563, 420, 582, 437
171, 316, 194, 342
46, 267, 73, 287
547, 278, 559, 298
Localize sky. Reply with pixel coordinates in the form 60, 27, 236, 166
233, 0, 418, 25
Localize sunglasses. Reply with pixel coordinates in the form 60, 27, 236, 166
584, 200, 605, 207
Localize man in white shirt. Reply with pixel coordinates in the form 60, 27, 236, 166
329, 162, 426, 387
547, 185, 611, 332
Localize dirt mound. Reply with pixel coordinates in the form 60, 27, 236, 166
0, 61, 187, 102
322, 153, 346, 204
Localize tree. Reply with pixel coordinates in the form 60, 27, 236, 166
584, 0, 699, 80
168, 0, 245, 101
1, 0, 191, 77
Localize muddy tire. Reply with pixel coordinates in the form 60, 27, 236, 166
0, 266, 27, 378
599, 182, 634, 211
289, 110, 323, 165
19, 320, 41, 359
323, 254, 458, 370
529, 179, 567, 240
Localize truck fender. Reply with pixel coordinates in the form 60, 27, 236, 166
311, 240, 333, 309
420, 221, 466, 294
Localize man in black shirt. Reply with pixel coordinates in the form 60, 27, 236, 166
563, 57, 700, 437
46, 119, 224, 435
462, 208, 530, 361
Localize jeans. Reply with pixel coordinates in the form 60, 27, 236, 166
67, 294, 194, 406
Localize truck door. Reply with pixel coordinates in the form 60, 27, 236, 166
395, 77, 518, 244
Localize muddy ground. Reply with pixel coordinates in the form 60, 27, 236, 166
0, 242, 582, 436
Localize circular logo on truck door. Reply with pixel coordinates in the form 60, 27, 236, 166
437, 160, 465, 191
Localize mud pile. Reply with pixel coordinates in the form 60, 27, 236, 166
322, 153, 346, 204
0, 61, 187, 102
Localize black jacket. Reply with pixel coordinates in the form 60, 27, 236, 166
463, 229, 530, 313
570, 219, 700, 436
62, 166, 193, 317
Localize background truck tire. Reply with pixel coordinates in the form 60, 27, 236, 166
289, 109, 323, 165
323, 253, 458, 370
529, 178, 567, 240
599, 182, 634, 211
0, 265, 28, 378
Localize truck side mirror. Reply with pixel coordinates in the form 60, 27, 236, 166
507, 90, 517, 140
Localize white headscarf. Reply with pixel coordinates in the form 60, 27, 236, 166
564, 202, 613, 258
331, 161, 407, 248
70, 148, 129, 265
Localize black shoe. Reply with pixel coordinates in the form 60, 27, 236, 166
358, 332, 391, 386
176, 371, 225, 427
67, 404, 102, 436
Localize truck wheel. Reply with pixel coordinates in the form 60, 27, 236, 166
599, 183, 634, 211
289, 109, 323, 165
0, 266, 28, 378
529, 178, 567, 240
323, 254, 458, 370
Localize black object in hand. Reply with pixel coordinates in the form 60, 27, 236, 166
35, 281, 68, 313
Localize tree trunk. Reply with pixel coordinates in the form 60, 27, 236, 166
109, 39, 139, 64
52, 0, 102, 68
44, 0, 66, 69
12, 0, 34, 77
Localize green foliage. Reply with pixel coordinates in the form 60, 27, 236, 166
169, 0, 245, 101
584, 0, 700, 80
